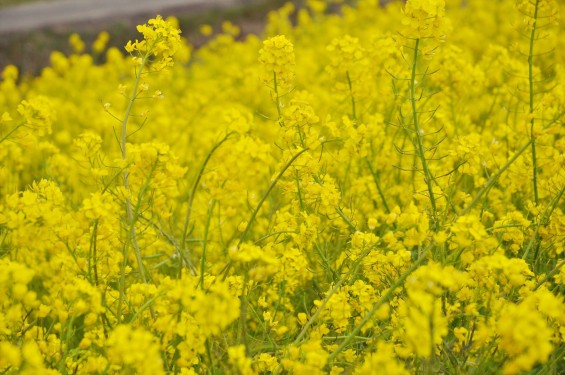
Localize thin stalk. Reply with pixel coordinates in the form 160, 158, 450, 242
238, 272, 251, 354
346, 70, 356, 121
533, 259, 565, 291
409, 39, 437, 227
271, 246, 374, 375
326, 248, 430, 366
117, 54, 149, 323
221, 147, 309, 279
460, 139, 532, 216
199, 200, 216, 290
128, 292, 165, 323
295, 171, 305, 211
88, 220, 99, 286
238, 148, 309, 244
206, 339, 216, 374
293, 246, 373, 345
522, 185, 565, 261
0, 122, 25, 144
273, 71, 283, 126
180, 132, 233, 277
543, 110, 564, 129
365, 158, 391, 213
335, 205, 357, 231
528, 0, 541, 205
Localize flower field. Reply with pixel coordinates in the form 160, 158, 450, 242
0, 0, 564, 373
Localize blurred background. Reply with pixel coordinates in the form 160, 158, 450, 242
0, 0, 298, 75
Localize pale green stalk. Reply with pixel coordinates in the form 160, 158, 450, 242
273, 71, 283, 126
409, 39, 438, 227
238, 148, 309, 245
346, 70, 356, 121
271, 246, 373, 375
522, 185, 565, 262
528, 0, 541, 205
220, 147, 309, 278
326, 247, 430, 366
533, 259, 565, 291
199, 200, 216, 290
293, 246, 372, 345
0, 122, 25, 144
460, 139, 532, 216
87, 220, 99, 286
365, 158, 391, 213
117, 54, 150, 323
180, 132, 233, 277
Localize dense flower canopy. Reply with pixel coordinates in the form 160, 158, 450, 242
0, 0, 564, 374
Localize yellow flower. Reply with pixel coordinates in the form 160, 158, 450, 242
106, 325, 165, 375
68, 33, 85, 53
497, 302, 553, 374
92, 31, 110, 54
125, 15, 182, 70
228, 345, 254, 375
259, 35, 296, 92
355, 341, 408, 375
401, 0, 449, 41
0, 342, 21, 369
17, 96, 55, 136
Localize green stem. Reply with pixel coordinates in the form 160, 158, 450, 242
239, 272, 251, 354
0, 122, 25, 144
220, 147, 309, 279
274, 71, 283, 126
365, 158, 390, 213
410, 39, 437, 228
460, 139, 532, 216
117, 54, 149, 323
335, 205, 357, 231
533, 259, 565, 291
522, 185, 565, 261
293, 246, 372, 345
326, 248, 430, 366
206, 339, 216, 374
528, 0, 540, 205
88, 220, 99, 286
346, 70, 356, 121
199, 200, 216, 290
180, 132, 233, 277
238, 148, 309, 244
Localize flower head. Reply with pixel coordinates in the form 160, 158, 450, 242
402, 0, 448, 41
259, 35, 296, 92
125, 15, 182, 70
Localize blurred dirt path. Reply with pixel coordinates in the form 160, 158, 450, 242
0, 0, 260, 34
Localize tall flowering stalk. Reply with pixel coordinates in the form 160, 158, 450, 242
528, 0, 541, 205
514, 0, 559, 264
399, 0, 448, 229
258, 35, 296, 126
515, 0, 559, 205
117, 16, 181, 321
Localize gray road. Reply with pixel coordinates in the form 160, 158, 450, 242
0, 0, 261, 34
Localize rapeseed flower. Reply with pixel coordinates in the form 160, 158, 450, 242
125, 15, 182, 70
0, 1, 563, 373
259, 35, 295, 92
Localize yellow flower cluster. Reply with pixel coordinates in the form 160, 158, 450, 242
401, 0, 449, 41
258, 34, 295, 93
0, 1, 564, 374
125, 15, 183, 70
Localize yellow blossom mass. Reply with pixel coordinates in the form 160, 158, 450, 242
0, 1, 564, 373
